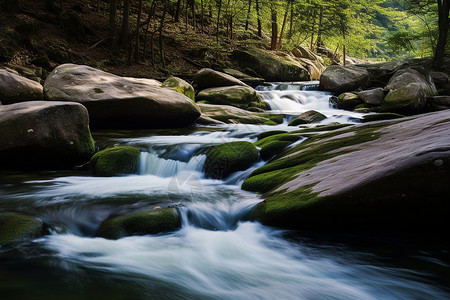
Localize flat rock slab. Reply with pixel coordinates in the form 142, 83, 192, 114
44, 64, 201, 129
0, 101, 95, 168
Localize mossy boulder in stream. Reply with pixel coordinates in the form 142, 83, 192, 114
243, 112, 450, 232
204, 141, 259, 179
255, 132, 303, 161
197, 103, 281, 125
0, 212, 44, 242
161, 76, 195, 101
288, 110, 327, 126
97, 208, 181, 239
90, 146, 140, 177
196, 85, 262, 109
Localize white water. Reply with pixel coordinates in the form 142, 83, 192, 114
1, 86, 449, 299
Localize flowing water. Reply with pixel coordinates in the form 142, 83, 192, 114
1, 84, 449, 299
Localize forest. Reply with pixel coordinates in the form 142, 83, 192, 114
0, 0, 448, 77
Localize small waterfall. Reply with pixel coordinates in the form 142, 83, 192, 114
139, 152, 207, 177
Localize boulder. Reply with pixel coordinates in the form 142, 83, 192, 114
0, 69, 44, 104
232, 47, 310, 81
362, 112, 404, 122
243, 110, 450, 232
161, 76, 195, 101
381, 83, 427, 113
255, 132, 303, 161
319, 65, 369, 94
288, 110, 327, 126
204, 141, 259, 179
356, 61, 408, 87
196, 85, 262, 109
97, 208, 181, 239
193, 68, 248, 91
292, 46, 324, 64
44, 64, 201, 129
0, 212, 44, 242
338, 92, 363, 110
198, 103, 282, 125
430, 71, 450, 95
0, 101, 95, 169
385, 67, 438, 96
222, 69, 265, 87
90, 146, 140, 177
358, 88, 385, 106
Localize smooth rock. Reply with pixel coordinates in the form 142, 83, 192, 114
385, 67, 438, 96
382, 83, 427, 113
193, 68, 248, 91
0, 212, 44, 242
319, 65, 369, 94
161, 76, 195, 101
196, 85, 262, 109
358, 88, 385, 106
0, 69, 44, 104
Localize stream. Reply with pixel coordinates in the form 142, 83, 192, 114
1, 83, 449, 299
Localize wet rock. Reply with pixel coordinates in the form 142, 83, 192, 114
381, 83, 427, 113
222, 69, 265, 87
338, 92, 363, 110
0, 69, 44, 104
0, 101, 95, 169
44, 64, 201, 129
97, 208, 181, 239
429, 96, 450, 111
0, 212, 44, 242
319, 65, 369, 94
357, 61, 408, 87
362, 113, 404, 122
204, 141, 259, 179
90, 146, 140, 177
198, 103, 281, 125
161, 76, 195, 101
358, 88, 385, 106
255, 132, 303, 161
385, 67, 438, 96
193, 68, 248, 91
288, 110, 327, 126
196, 85, 262, 109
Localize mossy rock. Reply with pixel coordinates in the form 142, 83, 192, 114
161, 76, 195, 101
97, 208, 181, 239
90, 146, 140, 177
204, 141, 259, 179
196, 85, 262, 109
338, 92, 363, 110
257, 130, 287, 140
255, 132, 303, 161
363, 113, 404, 123
0, 213, 44, 242
288, 110, 326, 126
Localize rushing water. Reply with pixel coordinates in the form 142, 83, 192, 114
1, 84, 449, 299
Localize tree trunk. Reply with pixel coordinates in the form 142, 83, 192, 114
288, 0, 294, 39
216, 0, 222, 44
256, 0, 262, 37
200, 0, 204, 33
433, 0, 450, 67
134, 0, 143, 62
271, 5, 278, 50
245, 0, 252, 31
109, 0, 118, 48
316, 6, 324, 47
118, 0, 130, 46
159, 0, 168, 67
175, 0, 182, 22
277, 1, 290, 50
190, 0, 196, 29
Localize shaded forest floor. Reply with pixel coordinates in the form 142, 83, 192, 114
0, 0, 274, 80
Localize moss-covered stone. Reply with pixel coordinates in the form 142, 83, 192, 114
260, 141, 293, 161
196, 85, 262, 109
288, 110, 326, 126
161, 76, 195, 101
338, 92, 363, 110
90, 146, 140, 177
97, 208, 181, 239
204, 141, 259, 179
198, 103, 282, 125
257, 130, 288, 140
363, 113, 404, 122
381, 83, 427, 113
0, 212, 44, 242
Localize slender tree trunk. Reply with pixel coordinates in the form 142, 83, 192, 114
159, 0, 167, 67
245, 0, 252, 31
143, 0, 156, 60
134, 0, 143, 62
190, 0, 196, 29
277, 1, 290, 50
271, 4, 278, 50
201, 0, 204, 33
256, 0, 262, 37
119, 0, 130, 46
288, 0, 294, 39
316, 6, 324, 47
433, 0, 450, 67
175, 0, 182, 22
185, 0, 189, 31
216, 0, 222, 44
109, 0, 118, 48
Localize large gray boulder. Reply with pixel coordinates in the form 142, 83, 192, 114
319, 65, 370, 94
196, 85, 263, 109
193, 68, 248, 91
198, 103, 282, 125
384, 67, 438, 96
232, 47, 310, 81
0, 101, 95, 168
358, 88, 385, 106
381, 83, 428, 113
357, 61, 408, 87
44, 64, 201, 129
243, 110, 450, 232
0, 69, 44, 104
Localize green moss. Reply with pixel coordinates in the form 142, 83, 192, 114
288, 117, 308, 126
257, 130, 287, 140
0, 212, 44, 242
97, 208, 181, 239
93, 88, 104, 93
204, 141, 259, 179
62, 68, 74, 73
90, 146, 140, 177
268, 114, 284, 124
255, 132, 302, 148
260, 141, 292, 161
